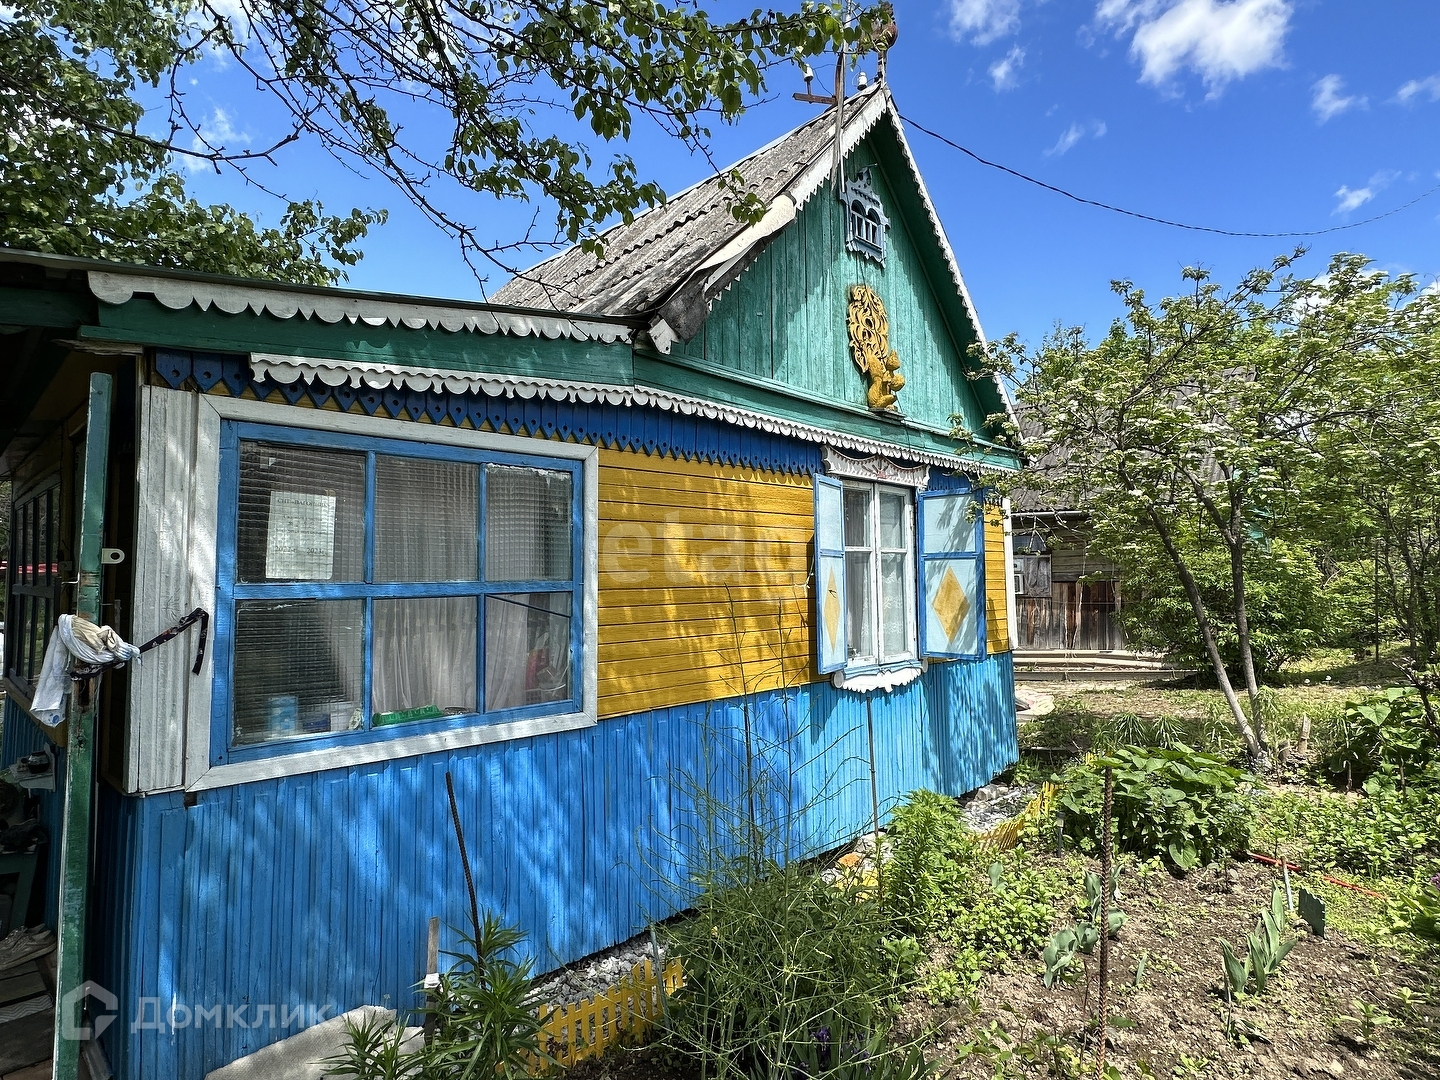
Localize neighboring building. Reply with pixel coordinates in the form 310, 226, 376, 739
0, 81, 1023, 1079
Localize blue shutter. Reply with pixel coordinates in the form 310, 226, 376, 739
814, 474, 847, 674
917, 490, 985, 660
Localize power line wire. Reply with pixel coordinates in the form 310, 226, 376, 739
899, 112, 1440, 239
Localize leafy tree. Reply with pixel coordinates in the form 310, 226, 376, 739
5, 0, 885, 283
1299, 259, 1440, 716
1, 15, 382, 284
987, 253, 1421, 766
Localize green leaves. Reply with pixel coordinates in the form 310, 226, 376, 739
1219, 886, 1297, 998
1057, 746, 1255, 873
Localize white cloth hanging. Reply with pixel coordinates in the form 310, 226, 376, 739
30, 615, 141, 727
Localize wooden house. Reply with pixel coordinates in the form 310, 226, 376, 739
0, 82, 1022, 1079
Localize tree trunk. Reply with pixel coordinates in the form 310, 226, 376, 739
1150, 510, 1268, 766
1228, 535, 1267, 753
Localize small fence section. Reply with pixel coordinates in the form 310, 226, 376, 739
532, 956, 685, 1072
975, 782, 1057, 852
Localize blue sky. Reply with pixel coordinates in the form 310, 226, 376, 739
169, 0, 1440, 348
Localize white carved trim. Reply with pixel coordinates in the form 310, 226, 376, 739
248, 353, 1017, 474
831, 663, 925, 693
822, 447, 930, 490
88, 271, 632, 344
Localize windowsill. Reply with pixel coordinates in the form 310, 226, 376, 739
831, 660, 925, 693
189, 706, 595, 791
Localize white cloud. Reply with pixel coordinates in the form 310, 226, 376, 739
989, 46, 1026, 90
950, 0, 1025, 45
1046, 119, 1107, 156
1333, 185, 1374, 214
1096, 0, 1291, 93
1311, 74, 1364, 122
1332, 170, 1398, 216
1397, 74, 1440, 104
184, 107, 248, 173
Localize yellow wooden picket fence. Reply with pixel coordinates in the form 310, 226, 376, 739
975, 781, 1058, 852
529, 956, 685, 1073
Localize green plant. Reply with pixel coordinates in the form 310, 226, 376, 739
328, 914, 545, 1080
1041, 867, 1126, 987
1220, 886, 1298, 996
1386, 877, 1440, 941
661, 858, 917, 1079
1317, 685, 1438, 788
1338, 998, 1396, 1043
1057, 747, 1255, 872
1263, 776, 1440, 876
887, 791, 1068, 961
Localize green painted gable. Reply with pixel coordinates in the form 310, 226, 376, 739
665, 125, 1003, 451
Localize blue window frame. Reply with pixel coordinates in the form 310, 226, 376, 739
211, 421, 585, 765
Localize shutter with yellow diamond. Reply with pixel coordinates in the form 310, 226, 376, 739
918, 489, 985, 659
813, 474, 848, 673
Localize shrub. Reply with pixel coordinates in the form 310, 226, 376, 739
1316, 685, 1438, 789
886, 790, 1068, 959
1263, 770, 1440, 877
661, 859, 920, 1079
1057, 746, 1255, 872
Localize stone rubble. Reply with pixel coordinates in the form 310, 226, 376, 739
531, 930, 668, 1008
961, 781, 1039, 835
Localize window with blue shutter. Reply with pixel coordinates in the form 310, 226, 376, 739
814, 474, 847, 673
918, 490, 986, 660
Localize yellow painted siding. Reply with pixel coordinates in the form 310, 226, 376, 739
984, 504, 1011, 654
597, 449, 815, 717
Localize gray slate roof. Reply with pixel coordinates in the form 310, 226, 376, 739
492, 83, 887, 316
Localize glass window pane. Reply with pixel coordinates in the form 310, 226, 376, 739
36, 492, 49, 583
238, 442, 365, 583
880, 553, 907, 656
815, 481, 844, 552
845, 551, 873, 660
233, 599, 364, 745
485, 592, 572, 711
843, 487, 871, 548
879, 491, 905, 550
485, 467, 573, 582
19, 501, 31, 585
373, 596, 478, 723
922, 493, 978, 554
375, 456, 479, 582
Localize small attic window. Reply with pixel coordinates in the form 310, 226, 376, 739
841, 168, 888, 266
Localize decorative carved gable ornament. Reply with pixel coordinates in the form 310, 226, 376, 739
847, 284, 905, 412
841, 168, 888, 265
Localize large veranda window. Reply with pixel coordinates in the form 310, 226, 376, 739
213, 423, 583, 763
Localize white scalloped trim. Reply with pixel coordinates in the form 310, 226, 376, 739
247, 354, 1017, 474
88, 271, 632, 344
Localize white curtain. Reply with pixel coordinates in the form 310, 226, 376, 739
372, 597, 477, 716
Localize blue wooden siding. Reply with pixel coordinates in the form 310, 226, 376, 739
93, 652, 1014, 1080
0, 698, 65, 928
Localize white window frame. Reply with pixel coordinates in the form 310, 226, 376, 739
841, 481, 917, 670
127, 388, 598, 794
